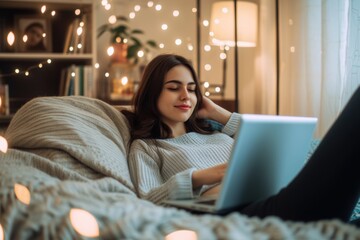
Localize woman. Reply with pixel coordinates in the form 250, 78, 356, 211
122, 54, 360, 224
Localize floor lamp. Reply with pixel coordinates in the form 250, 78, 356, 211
209, 1, 258, 111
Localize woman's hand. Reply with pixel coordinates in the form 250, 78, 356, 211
192, 163, 227, 189
197, 97, 232, 125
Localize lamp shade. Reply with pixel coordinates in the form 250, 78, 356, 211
210, 1, 258, 47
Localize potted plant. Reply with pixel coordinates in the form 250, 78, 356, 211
97, 16, 158, 64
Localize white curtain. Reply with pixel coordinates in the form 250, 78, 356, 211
278, 0, 359, 138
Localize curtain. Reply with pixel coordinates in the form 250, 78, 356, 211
278, 0, 358, 138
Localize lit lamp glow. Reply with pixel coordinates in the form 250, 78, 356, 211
210, 1, 258, 48
209, 1, 258, 97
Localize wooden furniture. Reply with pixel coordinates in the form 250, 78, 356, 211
0, 0, 96, 116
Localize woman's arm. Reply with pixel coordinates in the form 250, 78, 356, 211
128, 142, 196, 204
197, 97, 232, 125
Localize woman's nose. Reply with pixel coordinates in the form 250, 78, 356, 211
180, 88, 190, 100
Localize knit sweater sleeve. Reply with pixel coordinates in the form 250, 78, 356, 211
128, 140, 196, 204
221, 112, 241, 137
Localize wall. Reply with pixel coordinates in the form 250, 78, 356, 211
94, 0, 274, 114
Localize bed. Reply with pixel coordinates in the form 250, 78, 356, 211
0, 96, 359, 239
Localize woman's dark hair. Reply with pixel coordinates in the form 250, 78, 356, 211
122, 54, 213, 143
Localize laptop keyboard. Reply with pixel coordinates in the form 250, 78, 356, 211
196, 199, 216, 205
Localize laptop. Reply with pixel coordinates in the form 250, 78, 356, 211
163, 114, 318, 214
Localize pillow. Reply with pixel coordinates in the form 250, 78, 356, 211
5, 96, 135, 192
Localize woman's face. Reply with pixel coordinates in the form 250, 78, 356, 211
157, 65, 197, 129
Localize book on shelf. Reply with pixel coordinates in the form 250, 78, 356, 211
0, 83, 10, 116
59, 65, 95, 97
63, 14, 88, 54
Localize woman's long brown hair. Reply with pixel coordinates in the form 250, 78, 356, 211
122, 54, 213, 144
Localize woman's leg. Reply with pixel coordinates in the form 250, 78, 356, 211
239, 87, 360, 222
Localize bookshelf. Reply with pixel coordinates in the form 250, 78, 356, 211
0, 0, 96, 116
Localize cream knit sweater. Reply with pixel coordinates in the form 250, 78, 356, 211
128, 113, 241, 204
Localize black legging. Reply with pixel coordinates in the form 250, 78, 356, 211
240, 86, 360, 222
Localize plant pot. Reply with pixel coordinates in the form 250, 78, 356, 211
111, 43, 128, 63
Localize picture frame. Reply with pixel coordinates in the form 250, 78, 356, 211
15, 15, 52, 53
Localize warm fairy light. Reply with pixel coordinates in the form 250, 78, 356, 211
42, 33, 46, 38
22, 35, 28, 43
173, 10, 179, 17
69, 208, 99, 238
187, 44, 194, 51
41, 5, 46, 13
94, 63, 100, 69
155, 4, 162, 11
71, 71, 76, 77
79, 21, 84, 27
0, 223, 3, 240
165, 230, 198, 240
75, 9, 81, 15
0, 136, 8, 153
203, 20, 209, 27
290, 46, 296, 53
215, 87, 221, 93
129, 12, 136, 19
134, 5, 141, 12
159, 43, 165, 48
14, 183, 31, 205
77, 27, 83, 36
51, 11, 56, 16
137, 50, 144, 58
38, 63, 43, 68
161, 24, 168, 30
192, 8, 197, 13
204, 64, 211, 71
69, 46, 74, 52
205, 91, 210, 97
203, 82, 210, 88
7, 31, 15, 46
204, 45, 211, 51
15, 69, 20, 74
101, 0, 108, 6
224, 45, 230, 51
25, 71, 29, 76
107, 46, 114, 56
121, 76, 128, 85
47, 59, 52, 64
147, 1, 154, 7
105, 3, 111, 10
108, 15, 117, 24
220, 52, 227, 60
77, 43, 82, 49
123, 38, 128, 44
105, 72, 109, 77
175, 39, 182, 45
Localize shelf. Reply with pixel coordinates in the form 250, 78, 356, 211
0, 0, 96, 115
0, 53, 94, 61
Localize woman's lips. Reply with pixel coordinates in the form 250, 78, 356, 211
175, 105, 191, 110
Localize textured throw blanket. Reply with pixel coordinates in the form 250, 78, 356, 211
0, 96, 359, 239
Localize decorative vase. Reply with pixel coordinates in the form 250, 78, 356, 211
111, 43, 128, 63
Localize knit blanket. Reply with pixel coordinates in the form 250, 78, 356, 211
0, 96, 359, 239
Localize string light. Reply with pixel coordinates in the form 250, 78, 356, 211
0, 59, 53, 79
41, 5, 46, 13
97, 1, 225, 96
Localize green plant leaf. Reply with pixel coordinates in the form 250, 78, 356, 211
146, 40, 158, 48
116, 15, 128, 22
131, 29, 144, 35
127, 44, 141, 59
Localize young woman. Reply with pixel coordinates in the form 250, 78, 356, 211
122, 54, 360, 224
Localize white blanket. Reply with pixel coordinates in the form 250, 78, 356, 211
0, 96, 359, 239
